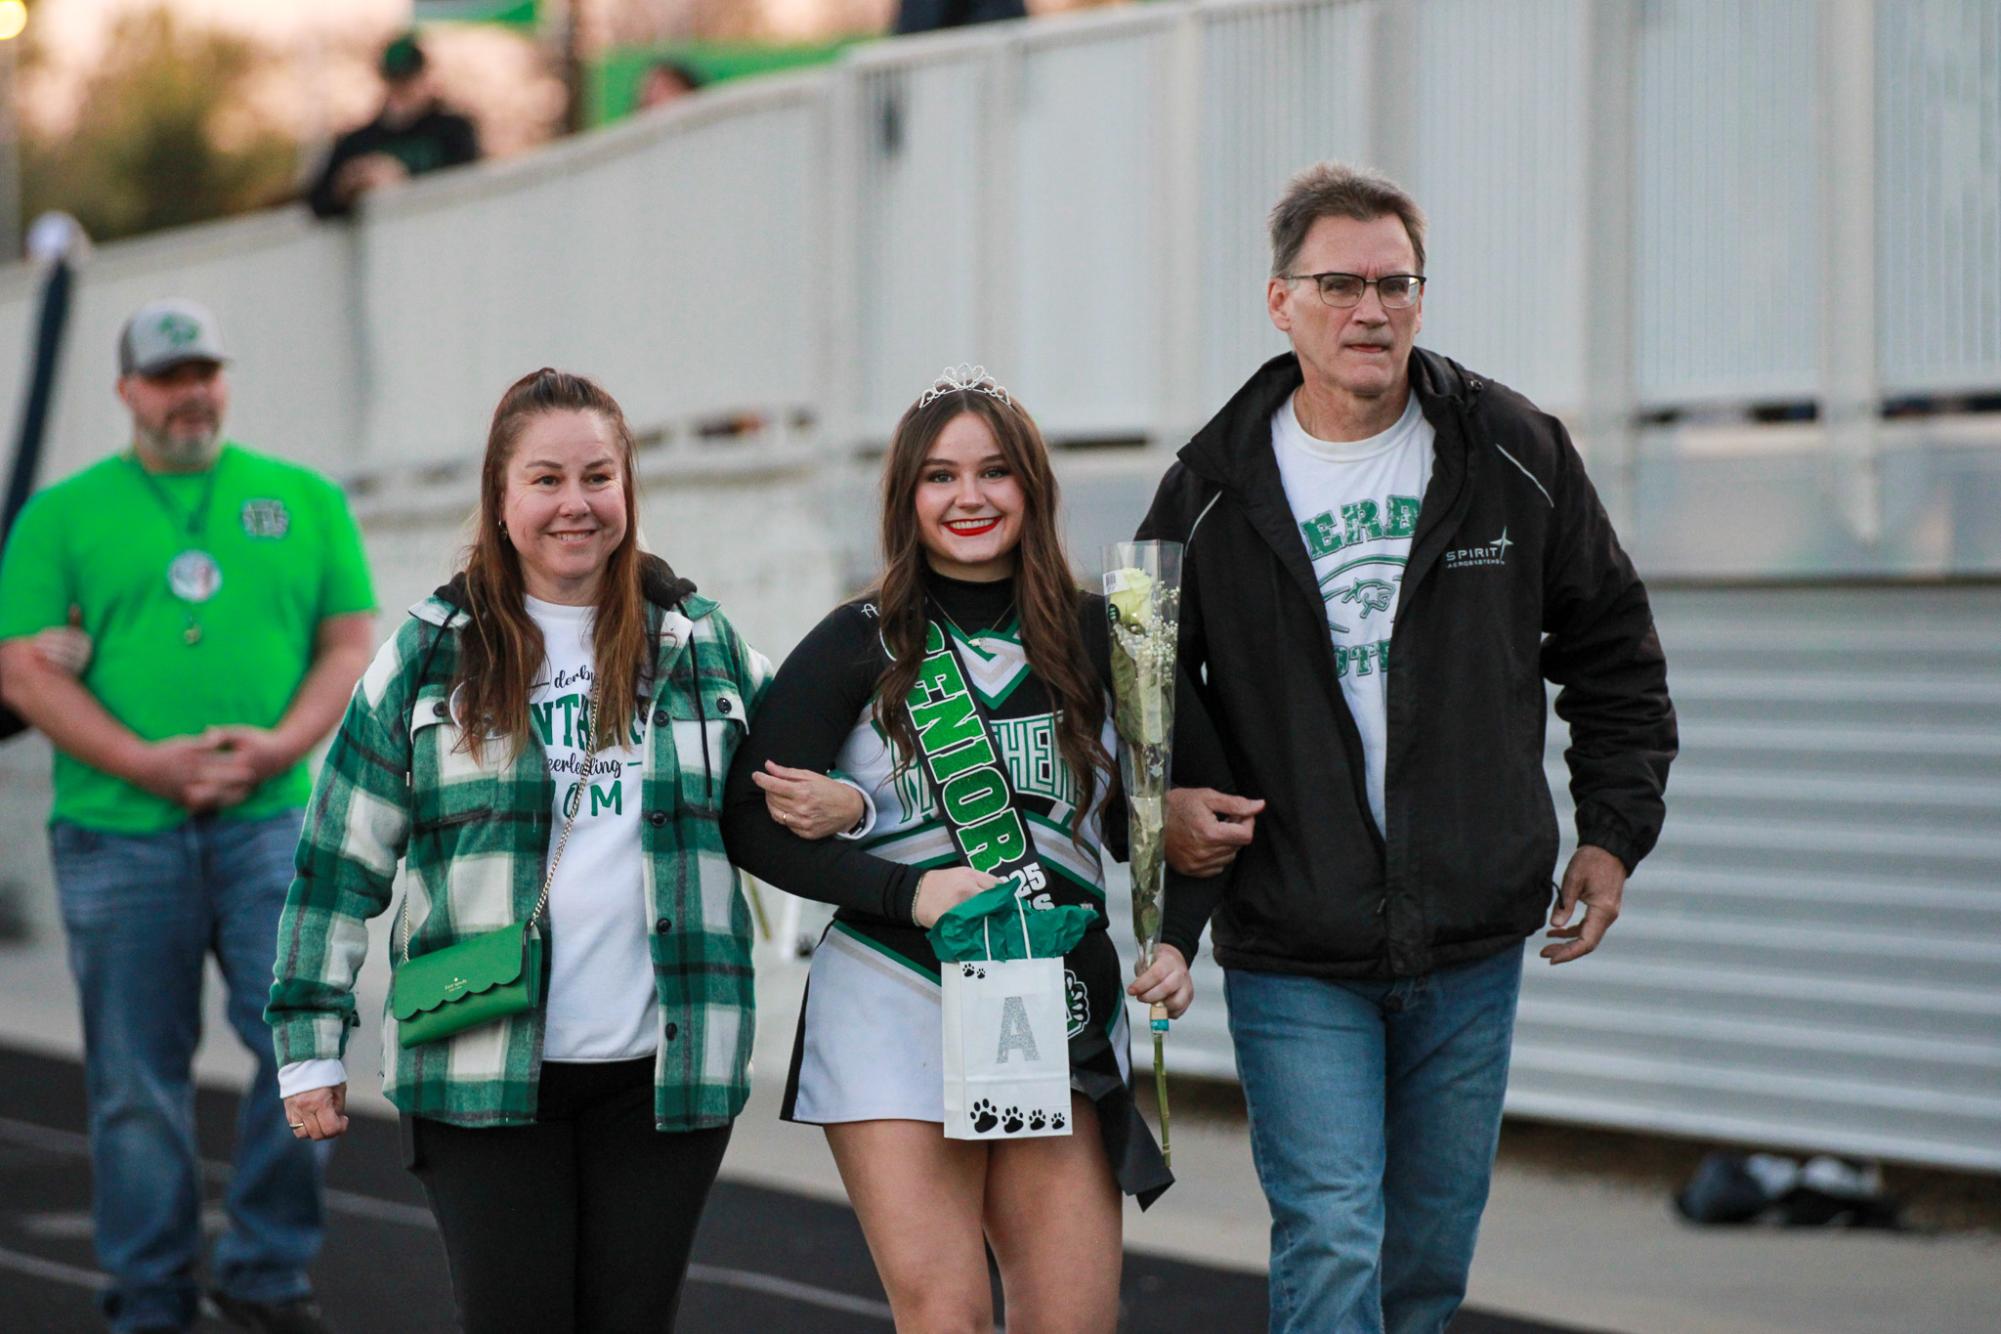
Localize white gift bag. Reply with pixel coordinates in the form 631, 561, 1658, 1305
940, 906, 1074, 1141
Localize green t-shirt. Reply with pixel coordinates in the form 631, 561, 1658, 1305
0, 443, 377, 833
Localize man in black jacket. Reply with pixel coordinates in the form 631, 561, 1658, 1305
307, 34, 479, 220
894, 0, 1027, 34
1142, 163, 1675, 1333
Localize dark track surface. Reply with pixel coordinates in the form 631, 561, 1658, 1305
0, 1044, 1594, 1333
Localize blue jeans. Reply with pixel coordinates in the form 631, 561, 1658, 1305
50, 811, 324, 1332
1225, 945, 1525, 1334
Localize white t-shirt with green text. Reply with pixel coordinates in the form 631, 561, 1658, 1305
527, 595, 656, 1062
1271, 391, 1434, 836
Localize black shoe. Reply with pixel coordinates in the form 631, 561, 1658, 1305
205, 1290, 335, 1334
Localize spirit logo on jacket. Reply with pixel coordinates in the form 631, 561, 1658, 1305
1443, 528, 1515, 570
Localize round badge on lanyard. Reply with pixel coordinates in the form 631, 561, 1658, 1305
167, 550, 222, 644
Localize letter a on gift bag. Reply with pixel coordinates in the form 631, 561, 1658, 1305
941, 904, 1073, 1140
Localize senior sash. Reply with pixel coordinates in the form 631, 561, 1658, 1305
903, 612, 1051, 902
907, 610, 1072, 1139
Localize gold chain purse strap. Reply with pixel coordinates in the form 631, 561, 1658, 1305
400, 673, 604, 965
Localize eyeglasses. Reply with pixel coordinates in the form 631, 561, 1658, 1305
1283, 272, 1426, 309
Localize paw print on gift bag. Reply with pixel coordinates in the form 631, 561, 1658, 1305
971, 1099, 1000, 1134
1027, 1110, 1047, 1131
1001, 1106, 1025, 1134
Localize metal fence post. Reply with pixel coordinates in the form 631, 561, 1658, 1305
1158, 3, 1204, 448
1822, 0, 1881, 545
977, 37, 1023, 389
822, 61, 865, 455
1582, 0, 1639, 529
1369, 0, 1419, 186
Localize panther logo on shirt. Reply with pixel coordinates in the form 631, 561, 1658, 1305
1333, 578, 1396, 619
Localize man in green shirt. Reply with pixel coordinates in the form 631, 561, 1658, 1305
0, 299, 376, 1334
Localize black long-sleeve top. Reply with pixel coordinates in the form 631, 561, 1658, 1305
722, 570, 1234, 963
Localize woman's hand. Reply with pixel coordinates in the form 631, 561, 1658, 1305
32, 619, 92, 676
754, 761, 867, 840
1127, 943, 1194, 1020
911, 868, 1000, 929
285, 1083, 349, 1142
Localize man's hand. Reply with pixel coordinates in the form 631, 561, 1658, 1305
206, 724, 297, 784
285, 1084, 349, 1142
1127, 943, 1194, 1019
32, 608, 91, 676
335, 153, 409, 205
130, 734, 259, 813
1542, 844, 1627, 964
1165, 787, 1265, 877
753, 761, 866, 840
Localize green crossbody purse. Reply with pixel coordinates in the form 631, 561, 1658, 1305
392, 678, 600, 1049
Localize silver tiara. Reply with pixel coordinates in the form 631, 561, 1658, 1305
918, 364, 1011, 409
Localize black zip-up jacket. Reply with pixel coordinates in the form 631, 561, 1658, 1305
1138, 349, 1675, 978
307, 104, 480, 219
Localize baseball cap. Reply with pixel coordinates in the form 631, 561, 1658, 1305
118, 299, 229, 377
381, 33, 427, 81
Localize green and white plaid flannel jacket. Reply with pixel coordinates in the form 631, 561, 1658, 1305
267, 560, 771, 1130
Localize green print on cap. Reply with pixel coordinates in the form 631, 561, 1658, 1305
158, 314, 200, 347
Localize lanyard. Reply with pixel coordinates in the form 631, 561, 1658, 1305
128, 451, 224, 645
128, 450, 222, 538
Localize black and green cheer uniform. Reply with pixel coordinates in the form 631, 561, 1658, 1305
722, 571, 1228, 1207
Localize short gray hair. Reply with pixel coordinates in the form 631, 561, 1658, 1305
1268, 162, 1427, 278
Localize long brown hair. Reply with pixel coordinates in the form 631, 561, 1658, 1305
868, 389, 1114, 838
451, 368, 650, 763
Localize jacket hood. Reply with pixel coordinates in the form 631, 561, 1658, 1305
415, 553, 700, 627
1178, 347, 1485, 489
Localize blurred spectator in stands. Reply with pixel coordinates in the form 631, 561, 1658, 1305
638, 59, 705, 112
895, 0, 1028, 35
308, 33, 480, 220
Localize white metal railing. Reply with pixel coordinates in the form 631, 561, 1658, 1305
0, 210, 361, 482
1876, 0, 2001, 396
1633, 0, 1824, 407
2, 0, 1996, 488
353, 74, 834, 467
1195, 2, 1374, 410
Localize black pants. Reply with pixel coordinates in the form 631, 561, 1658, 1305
404, 1058, 732, 1333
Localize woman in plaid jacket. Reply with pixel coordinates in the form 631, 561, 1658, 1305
264, 369, 861, 1331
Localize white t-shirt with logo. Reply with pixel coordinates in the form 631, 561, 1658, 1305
1271, 391, 1435, 836
525, 595, 657, 1062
